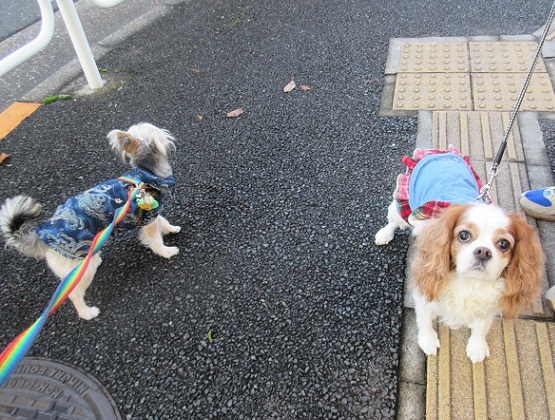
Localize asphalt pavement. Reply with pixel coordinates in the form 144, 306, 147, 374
0, 0, 553, 418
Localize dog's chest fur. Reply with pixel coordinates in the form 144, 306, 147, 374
435, 275, 506, 328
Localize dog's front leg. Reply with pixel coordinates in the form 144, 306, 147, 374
413, 292, 440, 356
139, 215, 180, 259
466, 316, 494, 363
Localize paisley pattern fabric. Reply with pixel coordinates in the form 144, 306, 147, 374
36, 167, 175, 259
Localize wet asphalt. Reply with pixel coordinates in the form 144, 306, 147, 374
0, 0, 553, 418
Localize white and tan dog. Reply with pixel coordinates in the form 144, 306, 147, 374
0, 123, 181, 320
375, 148, 544, 363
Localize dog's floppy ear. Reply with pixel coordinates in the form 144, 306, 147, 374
115, 131, 139, 154
499, 213, 544, 318
412, 204, 468, 301
108, 129, 139, 163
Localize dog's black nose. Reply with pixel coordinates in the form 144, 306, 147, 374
474, 246, 492, 261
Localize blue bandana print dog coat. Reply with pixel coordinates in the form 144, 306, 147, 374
36, 167, 175, 259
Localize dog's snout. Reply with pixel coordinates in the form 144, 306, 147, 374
474, 246, 492, 262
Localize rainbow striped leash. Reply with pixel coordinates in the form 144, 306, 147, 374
0, 177, 144, 387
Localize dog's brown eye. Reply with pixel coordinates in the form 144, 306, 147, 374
498, 239, 510, 251
458, 230, 471, 242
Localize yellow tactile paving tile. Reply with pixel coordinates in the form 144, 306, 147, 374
438, 325, 451, 419
429, 111, 525, 164
471, 73, 555, 111
426, 319, 555, 419
472, 361, 487, 420
0, 102, 41, 141
397, 42, 469, 73
469, 41, 547, 73
536, 323, 555, 419
426, 351, 439, 420
393, 72, 555, 111
397, 41, 546, 74
391, 40, 555, 112
393, 73, 472, 111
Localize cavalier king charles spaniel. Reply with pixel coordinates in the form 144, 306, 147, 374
375, 148, 544, 363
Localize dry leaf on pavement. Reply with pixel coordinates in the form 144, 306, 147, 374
283, 79, 296, 93
226, 108, 244, 118
301, 85, 310, 91
0, 153, 10, 165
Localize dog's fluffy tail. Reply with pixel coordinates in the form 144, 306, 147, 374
0, 195, 48, 259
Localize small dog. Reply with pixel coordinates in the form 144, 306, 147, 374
0, 123, 181, 320
375, 147, 544, 363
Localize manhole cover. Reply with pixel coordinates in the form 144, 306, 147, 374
0, 358, 121, 419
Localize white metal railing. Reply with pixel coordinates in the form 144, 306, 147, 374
0, 0, 127, 90
0, 0, 55, 77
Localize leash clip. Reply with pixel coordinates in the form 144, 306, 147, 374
476, 165, 498, 204
476, 183, 493, 204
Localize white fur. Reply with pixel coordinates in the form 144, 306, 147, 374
413, 272, 507, 362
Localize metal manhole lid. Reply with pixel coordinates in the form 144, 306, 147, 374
0, 357, 121, 419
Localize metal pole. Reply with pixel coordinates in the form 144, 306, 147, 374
55, 0, 104, 89
0, 0, 55, 77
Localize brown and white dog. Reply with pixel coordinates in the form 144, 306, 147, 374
375, 148, 544, 363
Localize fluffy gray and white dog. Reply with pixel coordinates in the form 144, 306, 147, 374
0, 123, 181, 320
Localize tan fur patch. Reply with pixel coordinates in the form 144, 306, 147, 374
117, 132, 139, 155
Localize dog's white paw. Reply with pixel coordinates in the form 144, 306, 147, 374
418, 330, 440, 356
161, 246, 179, 259
466, 337, 490, 363
168, 225, 181, 234
375, 227, 395, 246
79, 306, 100, 320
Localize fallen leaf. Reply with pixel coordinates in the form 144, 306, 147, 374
283, 79, 296, 93
207, 329, 213, 341
197, 115, 204, 121
301, 85, 311, 91
226, 108, 244, 118
364, 78, 381, 85
0, 153, 9, 165
190, 67, 203, 73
